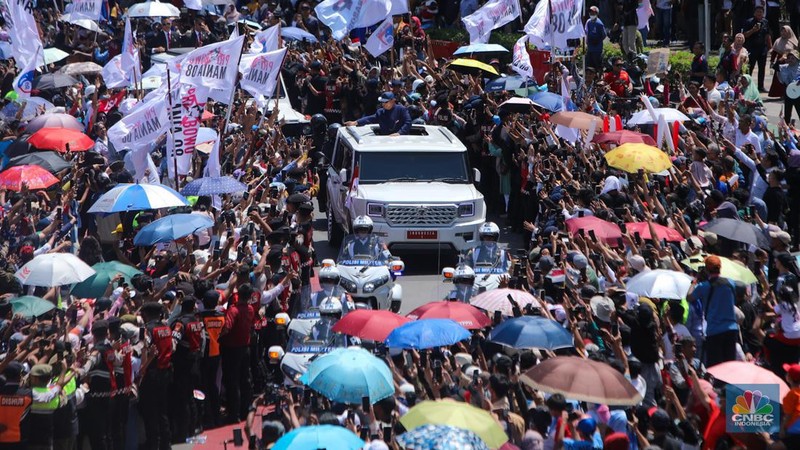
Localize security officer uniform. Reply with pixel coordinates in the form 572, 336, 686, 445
0, 362, 32, 450
139, 302, 174, 450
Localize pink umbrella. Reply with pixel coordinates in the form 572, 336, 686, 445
707, 361, 790, 400
592, 130, 657, 146
625, 222, 685, 242
470, 288, 540, 317
406, 301, 491, 330
565, 216, 623, 246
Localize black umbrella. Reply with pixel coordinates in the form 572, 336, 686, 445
700, 218, 770, 248
7, 151, 71, 173
4, 136, 33, 159
33, 73, 78, 90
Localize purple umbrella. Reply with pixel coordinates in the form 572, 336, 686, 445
25, 113, 84, 134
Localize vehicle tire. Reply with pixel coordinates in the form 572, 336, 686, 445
327, 201, 344, 247
390, 300, 401, 313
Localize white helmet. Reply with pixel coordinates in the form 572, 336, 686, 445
319, 296, 343, 315
319, 266, 341, 285
479, 222, 500, 240
454, 265, 476, 285
353, 215, 374, 234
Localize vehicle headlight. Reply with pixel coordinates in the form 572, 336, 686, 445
363, 274, 390, 293
340, 278, 358, 293
457, 202, 475, 217
367, 202, 385, 217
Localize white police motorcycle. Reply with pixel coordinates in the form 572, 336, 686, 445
442, 222, 510, 295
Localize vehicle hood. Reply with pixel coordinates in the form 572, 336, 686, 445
355, 183, 481, 204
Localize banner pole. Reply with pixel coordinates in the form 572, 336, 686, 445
221, 37, 248, 146
167, 68, 179, 191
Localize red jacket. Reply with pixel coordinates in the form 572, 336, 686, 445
220, 299, 254, 348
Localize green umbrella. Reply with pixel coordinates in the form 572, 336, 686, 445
681, 254, 758, 285
11, 296, 55, 318
70, 261, 142, 299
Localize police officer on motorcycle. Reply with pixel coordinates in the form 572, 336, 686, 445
342, 216, 390, 261
310, 266, 346, 309
308, 296, 347, 346
447, 265, 477, 303
465, 222, 510, 268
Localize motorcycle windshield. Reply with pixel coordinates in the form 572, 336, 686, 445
460, 245, 511, 274
287, 317, 343, 353
338, 234, 388, 266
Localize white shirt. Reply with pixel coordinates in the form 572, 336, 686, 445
663, 323, 692, 360
775, 303, 800, 339
734, 120, 763, 156
706, 87, 721, 105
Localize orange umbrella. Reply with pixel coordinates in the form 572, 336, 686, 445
28, 128, 94, 152
0, 165, 59, 191
550, 111, 599, 130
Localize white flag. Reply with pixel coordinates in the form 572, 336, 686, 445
314, 0, 391, 41
108, 93, 170, 151
184, 0, 202, 10
462, 0, 520, 44
525, 0, 585, 50
510, 35, 532, 79
68, 0, 102, 21
249, 24, 281, 53
121, 16, 142, 87
178, 36, 244, 91
364, 18, 394, 57
167, 84, 209, 179
102, 55, 128, 89
13, 45, 38, 99
239, 48, 286, 108
388, 0, 408, 15
1, 0, 45, 68
203, 129, 221, 178
129, 148, 161, 184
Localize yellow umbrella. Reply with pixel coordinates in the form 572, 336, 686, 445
399, 400, 508, 448
550, 111, 599, 130
681, 254, 758, 284
446, 58, 499, 76
604, 143, 672, 173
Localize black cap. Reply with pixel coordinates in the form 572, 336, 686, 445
107, 317, 122, 333
286, 193, 308, 204
310, 61, 322, 70
580, 285, 598, 299
287, 166, 306, 178
298, 203, 314, 213
2, 361, 23, 379
96, 297, 113, 312
140, 302, 164, 317
92, 320, 109, 334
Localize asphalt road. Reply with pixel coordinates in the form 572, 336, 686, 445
311, 208, 524, 315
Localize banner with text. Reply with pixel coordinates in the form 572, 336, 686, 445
249, 24, 281, 53
365, 17, 394, 57
0, 0, 45, 68
167, 84, 209, 179
108, 93, 169, 151
68, 0, 102, 21
121, 16, 142, 87
525, 0, 584, 51
179, 36, 244, 91
510, 35, 532, 79
239, 48, 286, 108
462, 0, 520, 44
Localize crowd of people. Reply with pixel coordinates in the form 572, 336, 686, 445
0, 0, 799, 450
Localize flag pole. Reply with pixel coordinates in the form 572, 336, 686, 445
166, 68, 179, 191
221, 36, 248, 147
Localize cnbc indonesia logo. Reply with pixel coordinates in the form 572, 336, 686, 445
729, 389, 775, 431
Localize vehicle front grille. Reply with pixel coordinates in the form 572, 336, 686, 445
385, 205, 457, 226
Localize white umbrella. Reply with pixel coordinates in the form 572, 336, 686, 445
627, 108, 691, 126
60, 14, 102, 32
87, 183, 189, 213
43, 48, 69, 66
60, 62, 103, 76
127, 0, 181, 18
140, 75, 162, 90
15, 253, 96, 287
625, 269, 694, 300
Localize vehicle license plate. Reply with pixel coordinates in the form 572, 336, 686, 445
407, 230, 438, 239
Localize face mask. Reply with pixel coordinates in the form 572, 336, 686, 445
590, 14, 597, 19
356, 232, 368, 239
483, 241, 497, 249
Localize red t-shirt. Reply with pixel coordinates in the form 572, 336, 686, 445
220, 299, 254, 348
604, 70, 631, 97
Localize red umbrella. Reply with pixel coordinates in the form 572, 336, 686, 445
331, 309, 411, 342
625, 222, 685, 242
0, 165, 59, 191
592, 130, 656, 146
28, 128, 94, 152
565, 216, 622, 246
407, 301, 491, 330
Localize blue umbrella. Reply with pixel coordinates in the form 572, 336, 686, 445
396, 424, 489, 450
87, 183, 189, 213
453, 43, 509, 58
299, 347, 393, 404
281, 26, 318, 43
485, 75, 538, 93
385, 318, 470, 350
133, 213, 214, 246
272, 425, 364, 450
488, 316, 574, 350
180, 176, 247, 196
529, 91, 564, 112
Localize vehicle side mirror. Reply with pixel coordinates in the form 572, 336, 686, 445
473, 168, 481, 183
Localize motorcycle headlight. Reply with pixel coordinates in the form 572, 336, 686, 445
340, 278, 358, 293
280, 363, 303, 382
363, 274, 390, 293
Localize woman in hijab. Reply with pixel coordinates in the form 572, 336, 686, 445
735, 74, 762, 113
732, 33, 749, 80
769, 26, 799, 98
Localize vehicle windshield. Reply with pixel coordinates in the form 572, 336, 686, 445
286, 317, 343, 353
356, 151, 470, 184
337, 234, 389, 266
461, 245, 511, 274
